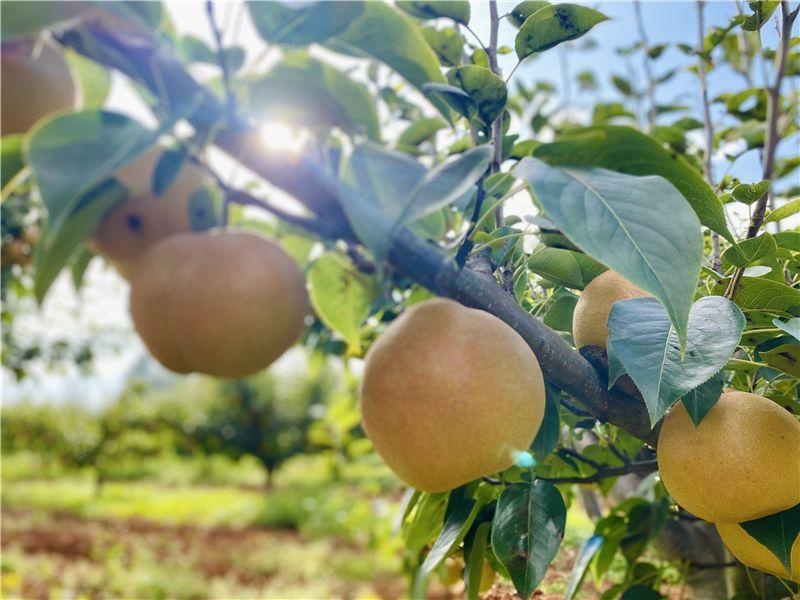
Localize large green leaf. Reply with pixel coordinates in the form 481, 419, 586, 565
1, 134, 25, 190
26, 111, 157, 301
527, 247, 583, 288
764, 198, 800, 224
491, 480, 566, 598
34, 179, 127, 302
464, 521, 492, 600
516, 158, 703, 345
65, 50, 112, 110
397, 117, 448, 152
397, 1, 470, 25
421, 26, 464, 67
515, 4, 607, 60
773, 317, 800, 342
307, 252, 377, 354
721, 233, 776, 267
533, 126, 735, 243
248, 52, 380, 140
530, 385, 561, 460
246, 1, 364, 45
336, 2, 448, 114
446, 66, 507, 126
607, 296, 745, 424
755, 335, 800, 377
509, 1, 550, 28
741, 503, 800, 573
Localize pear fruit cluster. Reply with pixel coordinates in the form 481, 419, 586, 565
360, 298, 546, 493
1, 37, 77, 135
571, 271, 800, 582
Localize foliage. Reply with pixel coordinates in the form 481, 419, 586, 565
2, 0, 799, 598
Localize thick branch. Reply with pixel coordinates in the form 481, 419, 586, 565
58, 15, 658, 446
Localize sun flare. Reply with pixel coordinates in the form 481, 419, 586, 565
259, 121, 309, 155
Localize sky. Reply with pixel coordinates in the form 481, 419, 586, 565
3, 0, 797, 406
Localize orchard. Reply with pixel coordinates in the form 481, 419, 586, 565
1, 1, 799, 599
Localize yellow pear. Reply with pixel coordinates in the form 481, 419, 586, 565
360, 298, 546, 492
90, 149, 212, 280
658, 391, 800, 523
1, 37, 77, 135
572, 270, 648, 348
717, 523, 800, 583
130, 231, 308, 378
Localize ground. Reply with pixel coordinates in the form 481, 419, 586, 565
1, 469, 606, 599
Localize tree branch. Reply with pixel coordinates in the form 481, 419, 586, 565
540, 459, 658, 484
726, 1, 798, 298
633, 1, 657, 127
696, 0, 722, 272
57, 14, 659, 447
487, 0, 504, 227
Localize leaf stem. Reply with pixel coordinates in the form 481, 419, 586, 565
633, 1, 657, 126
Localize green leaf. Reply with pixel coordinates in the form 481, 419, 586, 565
607, 296, 746, 424
248, 52, 380, 140
403, 145, 491, 222
491, 480, 566, 598
681, 371, 725, 426
543, 290, 579, 332
516, 158, 703, 345
1, 134, 25, 190
532, 125, 735, 244
307, 252, 377, 354
764, 198, 800, 224
187, 187, 219, 232
69, 246, 95, 291
611, 75, 634, 97
396, 1, 470, 25
731, 180, 770, 203
246, 1, 364, 45
755, 335, 800, 377
741, 502, 800, 572
565, 535, 603, 600
721, 233, 777, 267
152, 148, 187, 197
1, 1, 91, 40
741, 0, 780, 31
421, 26, 465, 67
530, 385, 561, 460
420, 485, 489, 577
397, 117, 448, 151
773, 317, 800, 342
65, 50, 111, 110
515, 4, 608, 60
527, 247, 583, 288
509, 1, 550, 28
403, 492, 448, 555
34, 179, 127, 302
176, 34, 217, 64
26, 111, 157, 300
447, 66, 508, 126
464, 521, 492, 600
716, 277, 800, 313
336, 2, 448, 114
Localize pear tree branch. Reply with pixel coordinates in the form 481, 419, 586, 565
57, 16, 659, 446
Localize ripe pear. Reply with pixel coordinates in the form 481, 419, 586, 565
90, 149, 212, 280
1, 37, 77, 135
717, 523, 800, 583
360, 298, 546, 492
130, 231, 308, 378
572, 270, 648, 348
658, 391, 800, 523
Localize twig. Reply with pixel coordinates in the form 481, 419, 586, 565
205, 0, 235, 119
726, 2, 799, 299
455, 176, 487, 267
633, 1, 657, 126
488, 0, 504, 227
539, 459, 659, 484
696, 0, 722, 272
559, 447, 604, 471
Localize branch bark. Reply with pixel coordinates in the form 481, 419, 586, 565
57, 15, 658, 446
